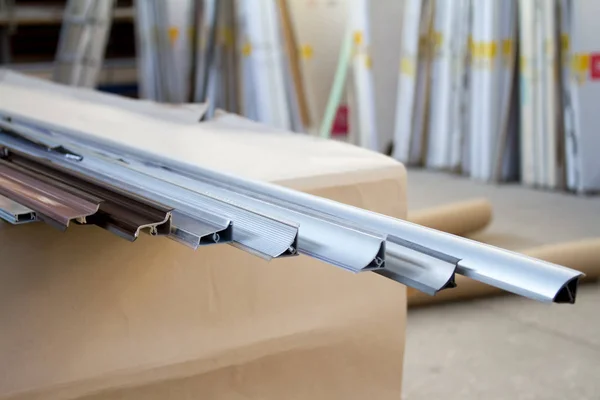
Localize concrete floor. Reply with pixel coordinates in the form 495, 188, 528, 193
403, 169, 600, 400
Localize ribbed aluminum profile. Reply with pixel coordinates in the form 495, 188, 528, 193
28, 130, 580, 303
0, 132, 298, 260
0, 119, 387, 273
170, 209, 233, 249
126, 160, 455, 292
0, 113, 585, 302
121, 160, 386, 273
163, 163, 582, 303
0, 119, 232, 246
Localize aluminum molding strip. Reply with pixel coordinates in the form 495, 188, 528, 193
0, 119, 83, 161
6, 153, 172, 240
0, 122, 230, 246
131, 161, 457, 288
158, 165, 581, 303
0, 113, 583, 301
123, 161, 386, 273
0, 194, 37, 224
376, 241, 457, 296
1, 118, 384, 271
59, 136, 581, 302
0, 161, 100, 230
1, 118, 449, 290
0, 133, 298, 259
170, 209, 233, 249
185, 174, 581, 303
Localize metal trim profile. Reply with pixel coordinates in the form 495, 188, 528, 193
0, 133, 298, 259
159, 164, 580, 303
0, 120, 384, 272
1, 124, 233, 246
131, 161, 452, 289
55, 130, 580, 302
170, 209, 233, 249
6, 153, 173, 241
0, 159, 100, 230
377, 241, 457, 296
0, 194, 37, 224
124, 161, 386, 273
0, 113, 584, 302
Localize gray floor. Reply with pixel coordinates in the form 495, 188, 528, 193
403, 169, 600, 400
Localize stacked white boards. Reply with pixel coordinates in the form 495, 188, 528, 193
469, 0, 518, 182
563, 0, 600, 193
518, 0, 563, 189
390, 0, 600, 193
392, 0, 518, 182
519, 0, 600, 192
392, 0, 433, 165
133, 0, 305, 130
54, 0, 116, 88
134, 0, 381, 145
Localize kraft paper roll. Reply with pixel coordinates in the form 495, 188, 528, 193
408, 238, 600, 306
408, 198, 493, 237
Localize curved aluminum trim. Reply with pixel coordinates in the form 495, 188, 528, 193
170, 209, 233, 249
124, 161, 386, 272
0, 133, 298, 259
376, 241, 457, 296
0, 113, 584, 302
128, 155, 583, 303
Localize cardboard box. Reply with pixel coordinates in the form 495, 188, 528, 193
0, 118, 407, 399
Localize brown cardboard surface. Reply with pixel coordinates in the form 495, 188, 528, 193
0, 127, 408, 399
408, 198, 493, 237
408, 238, 600, 306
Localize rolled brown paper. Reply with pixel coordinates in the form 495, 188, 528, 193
408, 238, 600, 306
408, 198, 493, 237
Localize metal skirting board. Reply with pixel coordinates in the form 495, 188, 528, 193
6, 153, 172, 241
0, 134, 297, 259
0, 160, 101, 230
0, 96, 585, 303
0, 194, 36, 224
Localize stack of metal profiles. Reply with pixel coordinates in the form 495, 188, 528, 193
0, 78, 584, 305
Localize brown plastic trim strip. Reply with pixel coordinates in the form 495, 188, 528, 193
0, 161, 101, 230
4, 152, 173, 241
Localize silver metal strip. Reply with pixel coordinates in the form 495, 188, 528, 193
0, 193, 37, 224
0, 132, 298, 259
172, 172, 581, 303
1, 114, 385, 272
376, 242, 456, 296
170, 209, 232, 249
0, 111, 584, 302
122, 160, 385, 273
161, 169, 580, 303
88, 149, 581, 302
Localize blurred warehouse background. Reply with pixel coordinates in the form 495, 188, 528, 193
0, 0, 598, 193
